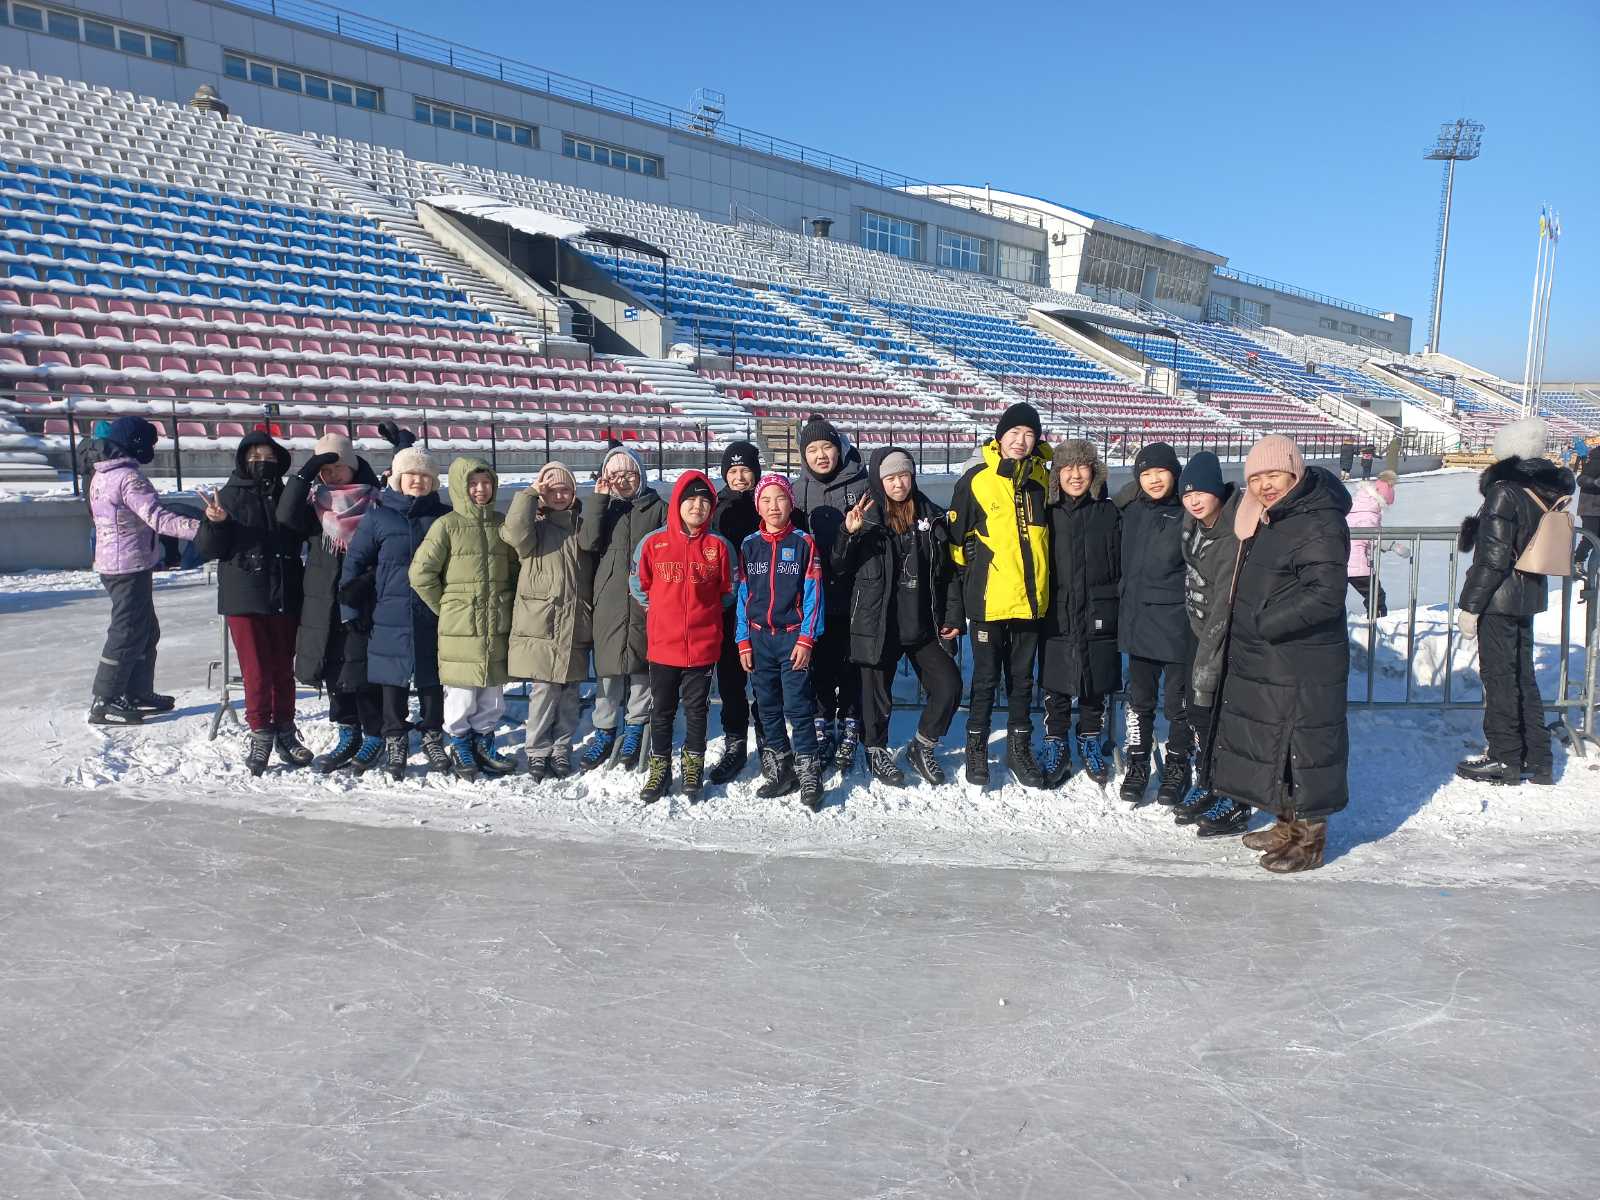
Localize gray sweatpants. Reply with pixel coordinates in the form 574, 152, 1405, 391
590, 673, 650, 732
525, 680, 583, 757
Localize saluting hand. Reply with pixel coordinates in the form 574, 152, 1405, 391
842, 493, 874, 534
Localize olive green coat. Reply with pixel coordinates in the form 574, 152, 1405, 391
409, 457, 517, 688
501, 489, 594, 683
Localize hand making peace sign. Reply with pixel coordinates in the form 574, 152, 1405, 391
842, 492, 874, 534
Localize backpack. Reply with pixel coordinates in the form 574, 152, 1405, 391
1514, 490, 1574, 576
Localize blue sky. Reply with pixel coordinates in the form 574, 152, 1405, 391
375, 0, 1596, 378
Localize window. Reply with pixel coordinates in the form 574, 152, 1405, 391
1081, 232, 1209, 307
223, 50, 380, 111
6, 2, 183, 63
414, 99, 537, 149
861, 210, 922, 260
998, 242, 1045, 285
561, 134, 662, 177
938, 229, 991, 273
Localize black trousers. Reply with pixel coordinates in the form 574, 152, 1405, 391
380, 684, 444, 738
1125, 654, 1192, 757
860, 638, 963, 748
330, 685, 383, 738
1189, 703, 1214, 787
1479, 613, 1551, 772
1042, 688, 1107, 741
1576, 516, 1599, 573
649, 661, 714, 757
1348, 574, 1387, 618
715, 610, 759, 743
968, 619, 1040, 734
810, 621, 860, 725
93, 570, 159, 700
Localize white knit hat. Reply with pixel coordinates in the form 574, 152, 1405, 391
313, 431, 355, 471
391, 446, 439, 482
1492, 417, 1547, 463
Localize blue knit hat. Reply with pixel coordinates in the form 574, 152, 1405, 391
1178, 451, 1227, 500
106, 416, 158, 464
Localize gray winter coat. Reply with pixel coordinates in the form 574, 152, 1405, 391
578, 485, 664, 677
1181, 486, 1242, 710
501, 492, 594, 684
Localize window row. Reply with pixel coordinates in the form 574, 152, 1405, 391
223, 51, 380, 111
414, 99, 534, 147
3, 2, 181, 63
561, 135, 661, 177
860, 210, 1042, 281
861, 210, 921, 260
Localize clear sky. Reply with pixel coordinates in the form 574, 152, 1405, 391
376, 0, 1595, 378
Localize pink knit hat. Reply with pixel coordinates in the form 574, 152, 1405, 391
1243, 434, 1305, 482
754, 473, 794, 506
1373, 478, 1396, 505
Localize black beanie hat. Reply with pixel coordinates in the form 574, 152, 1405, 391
1133, 441, 1181, 479
995, 402, 1042, 443
798, 413, 842, 454
679, 476, 715, 505
1178, 451, 1226, 500
720, 440, 762, 482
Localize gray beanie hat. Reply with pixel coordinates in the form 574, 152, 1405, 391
877, 449, 915, 481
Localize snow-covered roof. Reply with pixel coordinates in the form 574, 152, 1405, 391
419, 193, 667, 258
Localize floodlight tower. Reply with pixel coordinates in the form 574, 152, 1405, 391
1423, 118, 1484, 354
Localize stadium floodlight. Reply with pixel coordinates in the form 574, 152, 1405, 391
1422, 118, 1484, 354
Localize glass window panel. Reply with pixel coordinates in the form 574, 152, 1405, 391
277, 68, 301, 92
224, 52, 247, 79
304, 74, 329, 99
118, 28, 147, 55
249, 61, 273, 85
149, 35, 179, 62
642, 158, 659, 177
475, 116, 494, 136
354, 88, 377, 110
415, 99, 431, 122
431, 106, 449, 127
454, 111, 473, 132
83, 19, 119, 49
575, 142, 592, 161
562, 136, 575, 156
331, 82, 353, 105
46, 9, 76, 37
496, 123, 513, 142
513, 126, 532, 147
11, 5, 44, 31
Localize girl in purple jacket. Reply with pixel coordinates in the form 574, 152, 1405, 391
87, 417, 201, 725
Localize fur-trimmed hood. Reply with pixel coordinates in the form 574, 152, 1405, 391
1477, 456, 1574, 504
1047, 457, 1109, 505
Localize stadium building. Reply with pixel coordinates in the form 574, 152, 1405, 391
1, 0, 1595, 479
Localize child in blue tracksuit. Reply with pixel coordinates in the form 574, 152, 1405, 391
736, 474, 826, 810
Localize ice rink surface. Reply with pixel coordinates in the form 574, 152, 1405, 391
3, 468, 1599, 1197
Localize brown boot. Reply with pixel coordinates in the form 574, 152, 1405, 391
1261, 819, 1327, 874
1242, 821, 1293, 853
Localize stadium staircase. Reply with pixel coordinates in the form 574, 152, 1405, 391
613, 356, 748, 432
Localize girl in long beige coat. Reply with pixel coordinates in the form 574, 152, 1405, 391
502, 461, 595, 782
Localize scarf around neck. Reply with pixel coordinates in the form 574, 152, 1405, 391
312, 481, 376, 553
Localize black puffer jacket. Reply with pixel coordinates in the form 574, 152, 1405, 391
793, 439, 869, 616
277, 456, 380, 690
1039, 466, 1121, 698
195, 431, 304, 617
1211, 467, 1352, 821
1114, 481, 1189, 664
1575, 448, 1600, 520
832, 447, 959, 665
1458, 457, 1576, 617
1182, 486, 1242, 709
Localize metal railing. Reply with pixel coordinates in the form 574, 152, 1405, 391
1211, 266, 1388, 319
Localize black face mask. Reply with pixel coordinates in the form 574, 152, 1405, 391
247, 458, 283, 483
132, 443, 155, 465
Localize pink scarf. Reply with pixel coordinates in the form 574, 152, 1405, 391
312, 482, 376, 553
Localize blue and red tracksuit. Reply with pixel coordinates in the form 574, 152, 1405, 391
736, 523, 823, 756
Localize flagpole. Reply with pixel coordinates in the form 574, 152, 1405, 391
1530, 212, 1560, 416
1520, 210, 1548, 417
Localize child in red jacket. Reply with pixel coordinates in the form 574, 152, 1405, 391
630, 470, 737, 803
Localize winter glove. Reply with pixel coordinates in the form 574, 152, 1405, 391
345, 615, 373, 637
1457, 611, 1478, 641
1388, 541, 1412, 559
297, 451, 341, 481
377, 420, 417, 450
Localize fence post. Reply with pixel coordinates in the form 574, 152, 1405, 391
701, 423, 709, 475
171, 395, 184, 492
656, 416, 663, 479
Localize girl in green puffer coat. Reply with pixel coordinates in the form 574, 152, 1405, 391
410, 457, 518, 780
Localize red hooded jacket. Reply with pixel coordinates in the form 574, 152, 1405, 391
630, 471, 737, 668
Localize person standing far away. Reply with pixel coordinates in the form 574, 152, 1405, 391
1112, 441, 1193, 807
833, 446, 965, 788
195, 429, 312, 776
708, 439, 765, 784
85, 416, 202, 726
946, 402, 1052, 789
1574, 441, 1600, 591
1035, 438, 1120, 789
1211, 435, 1353, 874
1453, 417, 1574, 787
791, 414, 869, 775
576, 445, 665, 773
1168, 451, 1249, 837
1345, 470, 1404, 618
735, 474, 827, 810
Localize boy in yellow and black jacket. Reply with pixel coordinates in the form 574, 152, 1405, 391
947, 402, 1052, 788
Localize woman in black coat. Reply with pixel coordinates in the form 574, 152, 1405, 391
1114, 442, 1192, 806
1038, 439, 1120, 787
276, 433, 384, 775
195, 429, 310, 775
1211, 436, 1352, 874
833, 446, 963, 788
1453, 418, 1575, 787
